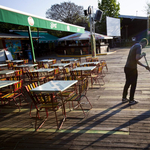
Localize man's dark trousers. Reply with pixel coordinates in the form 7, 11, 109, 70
123, 67, 138, 100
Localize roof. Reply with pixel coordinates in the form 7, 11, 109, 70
58, 31, 113, 41
119, 15, 148, 20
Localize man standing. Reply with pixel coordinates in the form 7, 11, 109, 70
122, 38, 149, 105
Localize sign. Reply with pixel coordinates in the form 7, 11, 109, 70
28, 17, 34, 26
0, 5, 85, 33
106, 16, 121, 36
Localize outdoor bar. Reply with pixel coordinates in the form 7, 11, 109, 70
57, 31, 113, 55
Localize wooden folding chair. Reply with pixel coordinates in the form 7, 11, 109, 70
48, 58, 56, 64
43, 63, 50, 68
90, 66, 104, 87
86, 57, 92, 62
31, 92, 63, 131
97, 65, 105, 84
37, 61, 44, 68
58, 76, 77, 101
100, 60, 108, 72
22, 59, 29, 64
84, 63, 96, 67
63, 67, 70, 78
64, 78, 92, 117
44, 71, 55, 82
52, 59, 57, 64
14, 69, 23, 80
1, 76, 21, 94
24, 82, 41, 118
28, 71, 46, 84
72, 62, 76, 69
54, 68, 60, 79
0, 80, 28, 111
91, 57, 99, 62
70, 70, 83, 81
7, 62, 14, 70
0, 77, 7, 81
61, 60, 70, 63
76, 62, 80, 67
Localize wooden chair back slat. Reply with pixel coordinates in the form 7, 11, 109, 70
13, 80, 23, 92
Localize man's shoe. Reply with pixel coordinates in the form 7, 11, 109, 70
122, 98, 129, 103
129, 100, 138, 105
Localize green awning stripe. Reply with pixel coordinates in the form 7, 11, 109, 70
15, 31, 59, 42
0, 5, 85, 33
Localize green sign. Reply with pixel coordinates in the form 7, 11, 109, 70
0, 6, 85, 33
0, 5, 85, 62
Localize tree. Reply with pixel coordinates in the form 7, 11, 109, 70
46, 1, 89, 37
46, 2, 86, 24
145, 3, 150, 41
145, 3, 150, 15
97, 0, 120, 34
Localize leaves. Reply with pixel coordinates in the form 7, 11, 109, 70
46, 2, 85, 24
45, 1, 90, 37
97, 0, 120, 34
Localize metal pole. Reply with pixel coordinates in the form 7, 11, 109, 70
27, 26, 36, 63
147, 15, 149, 42
89, 7, 96, 58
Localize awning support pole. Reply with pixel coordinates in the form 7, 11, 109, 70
27, 26, 36, 63
89, 6, 96, 58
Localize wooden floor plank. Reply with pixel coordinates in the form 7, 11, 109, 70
1, 47, 150, 149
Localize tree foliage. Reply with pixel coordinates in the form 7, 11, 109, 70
46, 2, 86, 24
46, 1, 90, 37
145, 2, 150, 16
97, 0, 120, 34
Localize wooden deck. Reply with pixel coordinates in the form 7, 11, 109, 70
1, 47, 150, 149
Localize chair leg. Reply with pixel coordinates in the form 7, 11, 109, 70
35, 106, 40, 119
94, 77, 101, 87
19, 95, 21, 106
105, 64, 108, 71
54, 111, 59, 129
79, 102, 86, 117
22, 93, 29, 104
85, 96, 92, 109
13, 98, 21, 112
35, 109, 48, 131
45, 108, 49, 118
98, 76, 105, 85
29, 102, 33, 117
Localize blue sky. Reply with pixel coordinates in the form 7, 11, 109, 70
0, 0, 149, 18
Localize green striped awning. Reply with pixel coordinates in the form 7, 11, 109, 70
0, 5, 85, 33
15, 31, 58, 43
